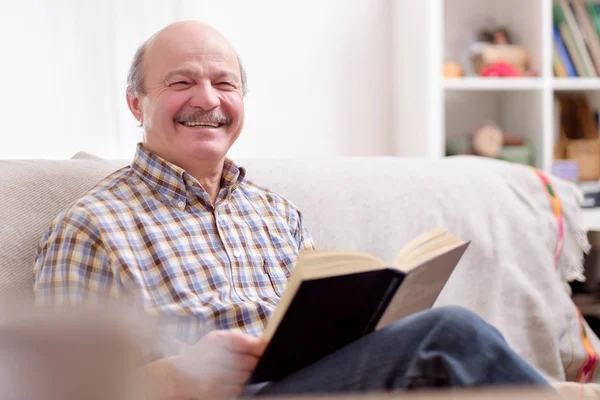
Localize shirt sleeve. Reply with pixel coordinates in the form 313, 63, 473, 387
33, 207, 118, 307
294, 209, 315, 251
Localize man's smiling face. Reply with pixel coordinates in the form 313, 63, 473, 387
127, 22, 245, 166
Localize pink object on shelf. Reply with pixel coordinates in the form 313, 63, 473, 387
479, 62, 521, 77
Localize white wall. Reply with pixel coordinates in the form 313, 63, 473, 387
0, 0, 395, 160
0, 1, 123, 159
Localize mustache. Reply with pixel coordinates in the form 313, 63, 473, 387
174, 110, 232, 125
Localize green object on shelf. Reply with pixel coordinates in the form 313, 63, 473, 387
446, 137, 533, 166
445, 137, 470, 156
500, 145, 534, 166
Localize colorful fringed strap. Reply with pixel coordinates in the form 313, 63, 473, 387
532, 168, 564, 269
576, 311, 600, 383
532, 168, 598, 383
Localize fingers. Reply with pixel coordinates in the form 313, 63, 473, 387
218, 330, 266, 357
242, 336, 266, 358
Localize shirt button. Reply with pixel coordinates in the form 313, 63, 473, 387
177, 200, 185, 209
186, 179, 194, 186
233, 250, 241, 258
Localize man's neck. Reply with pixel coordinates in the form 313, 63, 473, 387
141, 144, 225, 206
185, 160, 224, 206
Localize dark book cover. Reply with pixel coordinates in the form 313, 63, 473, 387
248, 268, 404, 384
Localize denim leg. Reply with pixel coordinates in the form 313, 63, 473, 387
252, 306, 548, 396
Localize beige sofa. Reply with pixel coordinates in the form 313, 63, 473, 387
0, 153, 598, 390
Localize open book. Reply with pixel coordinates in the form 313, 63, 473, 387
249, 228, 470, 384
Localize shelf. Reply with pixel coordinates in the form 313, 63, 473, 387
443, 78, 544, 91
553, 78, 600, 91
583, 208, 600, 232
405, 0, 598, 171
444, 78, 600, 91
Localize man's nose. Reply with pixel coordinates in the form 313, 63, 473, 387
189, 82, 220, 110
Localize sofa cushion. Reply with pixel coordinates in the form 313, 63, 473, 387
0, 158, 126, 299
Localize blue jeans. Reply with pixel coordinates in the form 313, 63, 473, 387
250, 306, 548, 396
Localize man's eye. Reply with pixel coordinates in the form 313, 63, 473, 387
217, 82, 235, 88
171, 81, 190, 87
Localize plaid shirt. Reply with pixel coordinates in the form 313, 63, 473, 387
34, 144, 314, 345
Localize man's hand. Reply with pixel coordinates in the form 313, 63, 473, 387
141, 330, 266, 400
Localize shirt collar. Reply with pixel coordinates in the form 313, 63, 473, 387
221, 158, 245, 190
131, 143, 245, 208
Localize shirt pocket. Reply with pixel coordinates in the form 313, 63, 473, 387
261, 250, 297, 298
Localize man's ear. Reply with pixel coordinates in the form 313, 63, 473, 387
126, 88, 143, 125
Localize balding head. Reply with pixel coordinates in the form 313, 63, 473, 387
127, 21, 247, 97
124, 20, 246, 176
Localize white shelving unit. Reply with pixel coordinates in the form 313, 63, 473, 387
443, 77, 544, 91
393, 0, 600, 171
553, 78, 600, 90
439, 0, 555, 171
392, 0, 600, 229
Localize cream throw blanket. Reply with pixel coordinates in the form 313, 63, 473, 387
421, 157, 595, 383
239, 155, 598, 384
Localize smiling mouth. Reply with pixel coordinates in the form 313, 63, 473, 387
177, 121, 224, 128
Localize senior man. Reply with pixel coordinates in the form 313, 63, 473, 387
33, 21, 548, 400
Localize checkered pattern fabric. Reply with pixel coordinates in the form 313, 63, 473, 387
33, 144, 314, 343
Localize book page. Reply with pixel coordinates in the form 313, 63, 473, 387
392, 228, 448, 265
399, 239, 463, 273
393, 230, 464, 272
301, 250, 386, 279
375, 242, 469, 330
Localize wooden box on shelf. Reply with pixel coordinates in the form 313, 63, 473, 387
554, 94, 600, 181
555, 133, 600, 182
565, 138, 600, 181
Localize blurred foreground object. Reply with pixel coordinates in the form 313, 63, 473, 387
267, 386, 571, 400
0, 304, 148, 400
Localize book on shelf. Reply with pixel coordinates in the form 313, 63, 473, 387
553, 0, 600, 77
553, 25, 578, 77
555, 1, 596, 77
571, 0, 600, 75
588, 3, 600, 40
554, 54, 568, 78
248, 227, 470, 384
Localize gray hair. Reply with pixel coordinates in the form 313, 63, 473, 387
126, 42, 248, 97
